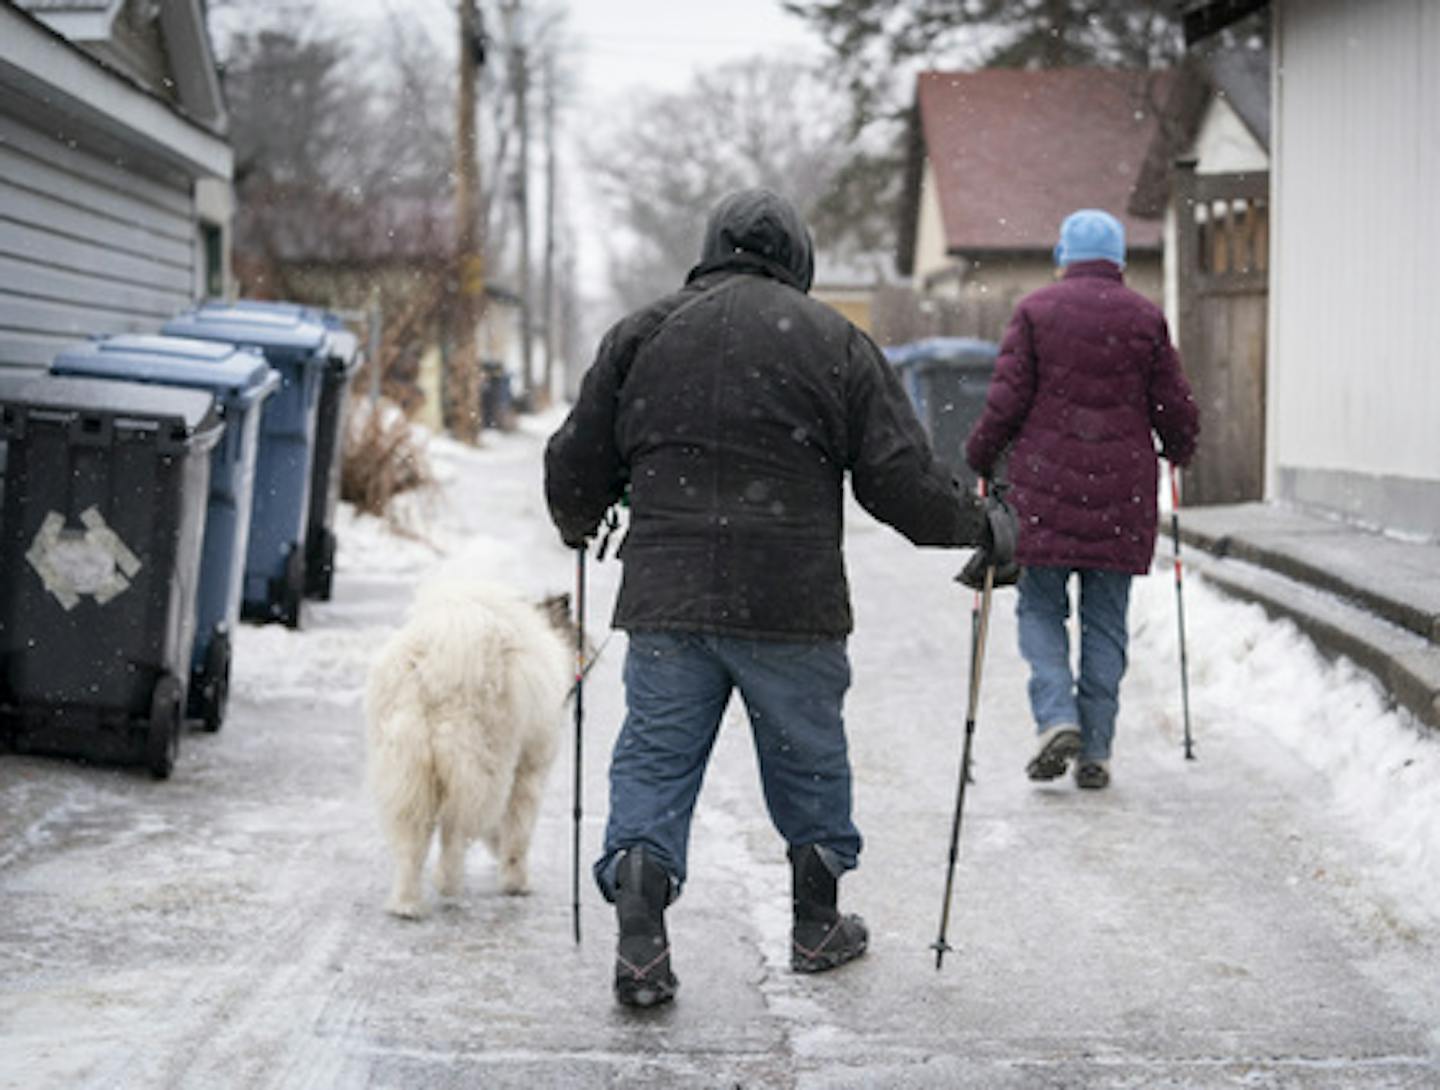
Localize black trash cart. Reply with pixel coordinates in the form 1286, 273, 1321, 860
0, 373, 221, 778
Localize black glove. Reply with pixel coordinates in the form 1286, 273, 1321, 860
562, 506, 622, 555
956, 551, 1020, 590
956, 493, 1020, 589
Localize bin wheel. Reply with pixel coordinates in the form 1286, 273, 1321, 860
147, 674, 183, 780
278, 545, 305, 629
306, 529, 336, 601
196, 632, 231, 733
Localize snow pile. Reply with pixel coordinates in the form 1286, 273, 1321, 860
1128, 566, 1440, 930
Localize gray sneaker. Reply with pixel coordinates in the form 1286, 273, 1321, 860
1075, 761, 1111, 790
1026, 724, 1082, 781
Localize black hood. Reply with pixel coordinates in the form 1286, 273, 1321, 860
687, 188, 815, 293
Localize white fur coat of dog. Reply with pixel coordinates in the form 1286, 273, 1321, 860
365, 578, 572, 918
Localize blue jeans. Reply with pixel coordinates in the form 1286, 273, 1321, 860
1016, 566, 1133, 763
594, 631, 860, 902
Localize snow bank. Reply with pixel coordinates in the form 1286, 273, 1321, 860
1129, 563, 1440, 932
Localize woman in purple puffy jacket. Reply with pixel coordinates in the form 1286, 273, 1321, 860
965, 209, 1200, 790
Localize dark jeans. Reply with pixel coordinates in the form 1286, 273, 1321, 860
594, 630, 861, 901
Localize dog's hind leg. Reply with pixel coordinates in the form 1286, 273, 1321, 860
435, 803, 468, 900
434, 727, 509, 900
386, 813, 433, 919
370, 708, 438, 920
495, 738, 554, 895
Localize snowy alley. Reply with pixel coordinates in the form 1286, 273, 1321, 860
2, 412, 1439, 1089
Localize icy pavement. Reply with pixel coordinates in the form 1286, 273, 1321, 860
2, 412, 1439, 1089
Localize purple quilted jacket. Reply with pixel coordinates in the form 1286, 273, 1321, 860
965, 261, 1199, 574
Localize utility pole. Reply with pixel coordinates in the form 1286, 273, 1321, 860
541, 50, 557, 406
450, 0, 486, 443
503, 0, 536, 409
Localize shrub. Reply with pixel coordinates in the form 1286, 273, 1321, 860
340, 397, 434, 518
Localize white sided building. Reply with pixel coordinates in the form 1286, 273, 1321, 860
1266, 0, 1440, 540
1188, 0, 1440, 540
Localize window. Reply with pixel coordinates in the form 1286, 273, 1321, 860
200, 221, 224, 298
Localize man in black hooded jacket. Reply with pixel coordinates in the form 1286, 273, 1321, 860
545, 188, 1014, 1008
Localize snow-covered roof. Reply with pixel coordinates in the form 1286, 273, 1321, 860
14, 0, 226, 132
0, 2, 230, 177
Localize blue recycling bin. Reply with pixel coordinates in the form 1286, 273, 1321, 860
0, 372, 221, 778
204, 299, 361, 601
884, 337, 999, 492
163, 304, 328, 628
51, 334, 279, 731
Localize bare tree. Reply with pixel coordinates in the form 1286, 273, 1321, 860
213, 0, 582, 421
586, 56, 869, 314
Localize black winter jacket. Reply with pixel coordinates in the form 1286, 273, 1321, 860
545, 189, 985, 639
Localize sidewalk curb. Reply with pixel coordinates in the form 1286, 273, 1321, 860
1176, 547, 1440, 730
1176, 510, 1440, 644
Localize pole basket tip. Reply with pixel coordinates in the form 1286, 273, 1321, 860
930, 938, 953, 969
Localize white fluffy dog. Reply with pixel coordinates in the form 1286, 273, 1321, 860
365, 578, 573, 918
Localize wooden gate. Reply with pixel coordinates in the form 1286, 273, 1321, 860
1174, 164, 1269, 505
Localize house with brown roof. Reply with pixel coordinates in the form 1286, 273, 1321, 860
897, 67, 1170, 311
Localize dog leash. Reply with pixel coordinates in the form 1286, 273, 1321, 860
565, 632, 614, 704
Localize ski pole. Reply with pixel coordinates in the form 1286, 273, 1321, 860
1168, 465, 1195, 760
572, 544, 587, 944
933, 482, 998, 970
964, 479, 992, 785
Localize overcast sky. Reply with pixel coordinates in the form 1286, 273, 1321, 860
216, 1, 822, 109
558, 2, 823, 308
562, 1, 819, 100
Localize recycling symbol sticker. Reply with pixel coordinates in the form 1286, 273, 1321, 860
25, 506, 143, 611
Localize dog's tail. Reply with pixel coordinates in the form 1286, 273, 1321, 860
366, 699, 443, 841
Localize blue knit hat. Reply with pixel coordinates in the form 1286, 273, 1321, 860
1054, 209, 1126, 268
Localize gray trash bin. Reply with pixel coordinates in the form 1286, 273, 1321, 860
50, 335, 280, 732
0, 372, 222, 778
885, 337, 999, 493
306, 322, 360, 600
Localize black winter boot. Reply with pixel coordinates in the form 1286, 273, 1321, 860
789, 844, 868, 973
612, 847, 678, 1008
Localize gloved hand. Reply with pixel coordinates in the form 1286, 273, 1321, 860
562, 504, 623, 554
956, 492, 1020, 589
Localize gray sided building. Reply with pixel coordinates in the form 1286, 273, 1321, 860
0, 0, 232, 370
